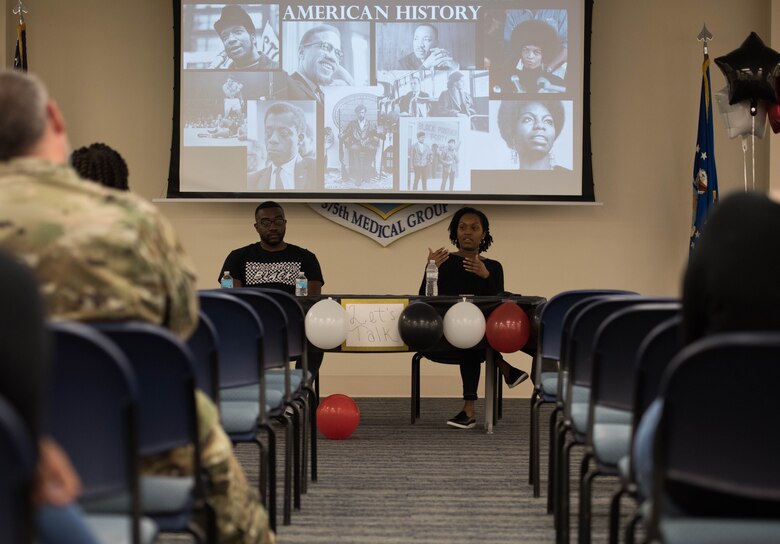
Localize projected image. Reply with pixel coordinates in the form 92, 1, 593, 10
483, 8, 569, 96
182, 4, 280, 70
182, 72, 272, 147
400, 118, 467, 193
324, 87, 389, 190
276, 20, 372, 100
246, 100, 318, 191
376, 22, 476, 71
174, 0, 590, 201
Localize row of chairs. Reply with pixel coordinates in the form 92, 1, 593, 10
0, 287, 317, 543
526, 290, 780, 543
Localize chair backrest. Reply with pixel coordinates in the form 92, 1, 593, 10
590, 302, 680, 414
633, 316, 682, 428
568, 296, 670, 389
648, 332, 780, 534
186, 311, 221, 404
223, 290, 289, 370
198, 291, 264, 389
0, 396, 36, 544
45, 321, 141, 542
535, 290, 636, 385
91, 322, 201, 460
251, 288, 306, 360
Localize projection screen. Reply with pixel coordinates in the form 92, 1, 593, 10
169, 0, 594, 203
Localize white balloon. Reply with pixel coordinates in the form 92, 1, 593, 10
443, 301, 486, 349
305, 298, 348, 350
716, 86, 767, 139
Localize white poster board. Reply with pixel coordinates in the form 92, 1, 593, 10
341, 298, 409, 351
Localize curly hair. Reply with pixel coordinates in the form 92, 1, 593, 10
448, 207, 493, 253
510, 18, 562, 65
71, 143, 129, 191
497, 100, 565, 150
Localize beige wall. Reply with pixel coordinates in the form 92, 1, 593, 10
4, 0, 772, 398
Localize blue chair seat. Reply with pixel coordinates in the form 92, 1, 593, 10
84, 514, 158, 544
660, 519, 780, 544
82, 476, 195, 515
221, 374, 304, 403
219, 388, 285, 412
571, 403, 631, 435
592, 423, 632, 466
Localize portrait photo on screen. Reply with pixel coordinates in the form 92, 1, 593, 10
246, 99, 318, 192
171, 0, 593, 202
182, 4, 280, 70
376, 21, 476, 72
323, 86, 387, 191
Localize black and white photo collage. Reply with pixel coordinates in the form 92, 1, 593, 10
179, 2, 578, 195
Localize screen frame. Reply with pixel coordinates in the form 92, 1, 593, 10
167, 0, 595, 203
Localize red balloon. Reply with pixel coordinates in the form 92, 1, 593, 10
316, 394, 360, 440
769, 103, 780, 133
485, 302, 530, 353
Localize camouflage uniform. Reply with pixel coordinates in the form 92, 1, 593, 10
0, 158, 274, 544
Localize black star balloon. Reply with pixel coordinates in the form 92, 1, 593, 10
715, 32, 780, 106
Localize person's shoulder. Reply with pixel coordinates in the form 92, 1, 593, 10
259, 53, 279, 70
286, 243, 319, 258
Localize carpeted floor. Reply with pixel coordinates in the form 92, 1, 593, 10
160, 397, 631, 543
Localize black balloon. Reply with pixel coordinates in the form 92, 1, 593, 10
715, 32, 780, 107
398, 302, 443, 351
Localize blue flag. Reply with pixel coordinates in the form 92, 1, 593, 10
690, 53, 718, 253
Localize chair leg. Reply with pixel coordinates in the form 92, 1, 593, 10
497, 365, 503, 421
557, 435, 579, 544
529, 390, 539, 487
290, 403, 302, 511
411, 354, 421, 424
608, 487, 627, 544
547, 405, 562, 514
258, 424, 277, 532
202, 499, 218, 544
298, 396, 309, 494
186, 521, 207, 544
308, 386, 318, 482
578, 458, 598, 544
625, 511, 641, 544
279, 415, 293, 525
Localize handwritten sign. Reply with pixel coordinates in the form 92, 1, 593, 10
341, 298, 409, 351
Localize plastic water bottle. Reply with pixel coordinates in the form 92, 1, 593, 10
220, 271, 233, 288
295, 271, 308, 296
425, 260, 438, 296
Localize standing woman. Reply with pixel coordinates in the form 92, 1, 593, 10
497, 100, 569, 171
420, 207, 528, 428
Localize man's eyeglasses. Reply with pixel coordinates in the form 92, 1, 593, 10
257, 218, 287, 228
301, 41, 344, 62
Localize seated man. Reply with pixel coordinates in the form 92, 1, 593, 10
0, 70, 274, 544
343, 104, 380, 183
220, 201, 326, 377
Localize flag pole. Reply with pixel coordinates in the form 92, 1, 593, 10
12, 0, 28, 25
12, 1, 29, 71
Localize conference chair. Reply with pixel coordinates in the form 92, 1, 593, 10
0, 396, 36, 544
555, 295, 652, 542
253, 287, 319, 487
577, 302, 680, 544
45, 321, 157, 544
529, 290, 635, 501
609, 316, 681, 544
645, 332, 780, 544
89, 322, 216, 543
197, 291, 287, 529
218, 289, 302, 520
186, 311, 221, 405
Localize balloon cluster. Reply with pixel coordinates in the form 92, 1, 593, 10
398, 300, 530, 352
714, 32, 780, 136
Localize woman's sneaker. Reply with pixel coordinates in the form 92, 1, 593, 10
447, 411, 476, 429
505, 367, 529, 389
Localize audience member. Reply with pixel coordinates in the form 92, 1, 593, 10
634, 191, 780, 501
0, 251, 101, 543
219, 201, 326, 377
0, 70, 274, 544
419, 207, 528, 428
71, 142, 129, 191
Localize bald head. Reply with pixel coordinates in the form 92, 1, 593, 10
0, 70, 67, 163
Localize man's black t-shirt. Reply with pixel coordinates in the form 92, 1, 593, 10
418, 253, 504, 296
219, 243, 324, 294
